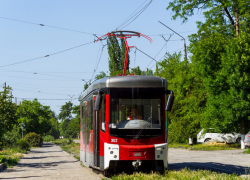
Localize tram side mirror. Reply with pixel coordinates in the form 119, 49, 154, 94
94, 91, 103, 111
165, 90, 174, 111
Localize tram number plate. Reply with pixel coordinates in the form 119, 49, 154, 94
130, 151, 145, 157
111, 139, 118, 142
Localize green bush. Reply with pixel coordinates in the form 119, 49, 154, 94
16, 139, 30, 151
24, 132, 43, 147
43, 135, 54, 142
3, 128, 21, 146
68, 137, 73, 144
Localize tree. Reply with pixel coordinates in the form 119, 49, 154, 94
202, 32, 250, 136
167, 0, 250, 37
58, 101, 73, 121
16, 99, 53, 135
130, 66, 154, 76
58, 102, 81, 138
0, 86, 17, 146
157, 52, 206, 143
94, 71, 107, 80
107, 36, 130, 76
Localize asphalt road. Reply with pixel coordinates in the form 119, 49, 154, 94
0, 142, 103, 180
168, 148, 250, 177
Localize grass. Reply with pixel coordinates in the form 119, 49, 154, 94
169, 142, 241, 151
110, 168, 246, 180
0, 147, 25, 168
243, 148, 250, 154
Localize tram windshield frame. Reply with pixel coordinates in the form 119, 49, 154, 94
109, 88, 165, 139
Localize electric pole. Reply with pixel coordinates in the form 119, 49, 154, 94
10, 91, 12, 103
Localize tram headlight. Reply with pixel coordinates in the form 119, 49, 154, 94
110, 151, 113, 154
114, 155, 117, 158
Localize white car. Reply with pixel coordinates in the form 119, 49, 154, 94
197, 128, 241, 144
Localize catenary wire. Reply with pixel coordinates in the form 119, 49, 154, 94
16, 97, 78, 100
149, 47, 185, 69
116, 0, 149, 30
0, 16, 98, 35
0, 41, 94, 68
91, 45, 105, 81
118, 0, 153, 30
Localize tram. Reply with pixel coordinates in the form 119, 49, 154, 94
79, 75, 174, 173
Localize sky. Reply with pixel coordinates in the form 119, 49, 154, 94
0, 0, 203, 116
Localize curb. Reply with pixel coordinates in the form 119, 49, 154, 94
0, 163, 5, 170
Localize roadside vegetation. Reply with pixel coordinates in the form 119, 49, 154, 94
0, 147, 25, 168
243, 148, 250, 154
169, 142, 241, 151
110, 168, 245, 180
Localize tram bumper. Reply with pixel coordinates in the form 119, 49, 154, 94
104, 143, 168, 170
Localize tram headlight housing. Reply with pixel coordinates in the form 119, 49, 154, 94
110, 151, 113, 154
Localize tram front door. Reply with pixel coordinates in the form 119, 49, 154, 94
94, 98, 100, 167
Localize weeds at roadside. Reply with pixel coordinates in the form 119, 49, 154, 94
243, 148, 250, 154
0, 147, 24, 168
111, 168, 245, 180
169, 142, 241, 151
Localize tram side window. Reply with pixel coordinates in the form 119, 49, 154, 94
86, 99, 93, 144
80, 104, 85, 143
101, 94, 106, 131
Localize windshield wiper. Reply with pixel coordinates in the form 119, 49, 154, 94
133, 117, 151, 139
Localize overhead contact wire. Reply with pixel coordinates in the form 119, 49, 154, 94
0, 41, 94, 68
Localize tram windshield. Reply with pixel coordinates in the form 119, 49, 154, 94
109, 88, 164, 139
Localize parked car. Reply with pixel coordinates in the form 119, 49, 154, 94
244, 131, 250, 147
197, 128, 241, 144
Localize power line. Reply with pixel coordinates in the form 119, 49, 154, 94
17, 98, 78, 100
91, 44, 105, 81
149, 47, 185, 69
143, 42, 167, 71
119, 0, 153, 30
0, 80, 83, 89
0, 73, 86, 81
1, 69, 93, 74
0, 41, 94, 68
116, 0, 149, 30
0, 16, 98, 35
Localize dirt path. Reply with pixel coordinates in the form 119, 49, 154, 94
0, 142, 104, 180
168, 148, 250, 176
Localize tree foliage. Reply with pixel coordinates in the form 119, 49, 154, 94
107, 36, 130, 76
16, 99, 53, 135
162, 0, 250, 143
0, 87, 17, 143
58, 102, 80, 138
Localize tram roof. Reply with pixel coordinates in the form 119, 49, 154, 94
79, 75, 167, 101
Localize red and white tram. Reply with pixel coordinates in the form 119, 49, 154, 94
79, 75, 174, 174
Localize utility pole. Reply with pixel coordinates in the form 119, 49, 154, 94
159, 21, 187, 59
146, 68, 148, 76
15, 97, 17, 105
10, 91, 12, 103
4, 82, 6, 90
